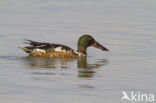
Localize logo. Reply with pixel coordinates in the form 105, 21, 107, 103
121, 91, 155, 102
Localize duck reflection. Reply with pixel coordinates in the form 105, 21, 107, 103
77, 58, 108, 77
22, 56, 75, 69
21, 56, 108, 77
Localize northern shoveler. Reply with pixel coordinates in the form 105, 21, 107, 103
19, 35, 109, 58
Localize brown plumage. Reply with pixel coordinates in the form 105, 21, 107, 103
29, 51, 78, 58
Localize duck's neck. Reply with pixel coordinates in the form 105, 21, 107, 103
77, 45, 87, 57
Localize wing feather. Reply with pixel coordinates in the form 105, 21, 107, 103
21, 40, 74, 52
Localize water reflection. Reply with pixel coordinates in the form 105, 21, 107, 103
21, 56, 108, 77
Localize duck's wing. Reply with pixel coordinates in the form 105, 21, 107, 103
19, 40, 74, 53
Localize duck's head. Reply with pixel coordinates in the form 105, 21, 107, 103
77, 35, 109, 55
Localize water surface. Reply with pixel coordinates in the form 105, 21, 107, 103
0, 0, 156, 103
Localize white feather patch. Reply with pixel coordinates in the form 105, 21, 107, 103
74, 51, 86, 57
34, 49, 46, 53
54, 47, 66, 52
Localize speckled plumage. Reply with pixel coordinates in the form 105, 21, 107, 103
29, 51, 78, 58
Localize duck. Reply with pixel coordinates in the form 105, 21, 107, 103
19, 35, 109, 58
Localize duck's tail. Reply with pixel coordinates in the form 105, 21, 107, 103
18, 46, 31, 53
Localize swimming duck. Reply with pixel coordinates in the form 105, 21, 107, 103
19, 35, 109, 58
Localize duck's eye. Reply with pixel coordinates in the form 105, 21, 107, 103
88, 37, 92, 40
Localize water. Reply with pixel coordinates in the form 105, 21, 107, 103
0, 0, 156, 103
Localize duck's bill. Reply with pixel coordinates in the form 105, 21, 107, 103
92, 41, 109, 51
